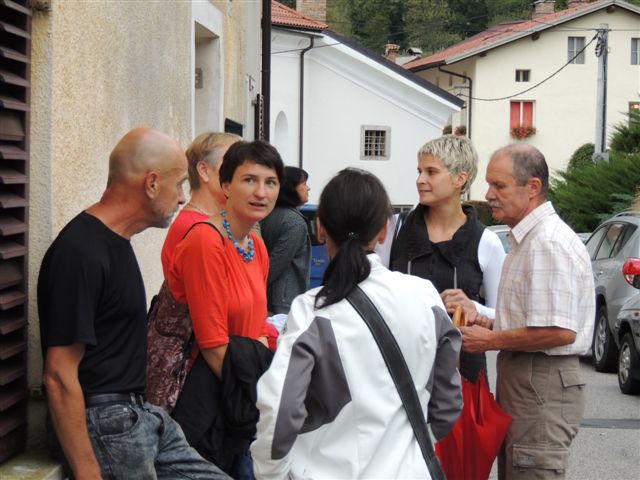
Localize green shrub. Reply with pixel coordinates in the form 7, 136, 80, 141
568, 143, 594, 171
610, 110, 640, 154
549, 151, 640, 232
464, 200, 497, 226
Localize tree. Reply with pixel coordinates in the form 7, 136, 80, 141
486, 0, 530, 26
567, 143, 594, 171
404, 0, 460, 54
549, 152, 640, 232
609, 110, 640, 155
326, 0, 353, 37
447, 0, 488, 38
344, 0, 406, 53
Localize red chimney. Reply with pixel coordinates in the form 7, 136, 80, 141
384, 43, 400, 63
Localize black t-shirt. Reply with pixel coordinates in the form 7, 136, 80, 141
38, 212, 147, 395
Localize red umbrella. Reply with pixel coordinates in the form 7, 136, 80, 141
435, 372, 512, 480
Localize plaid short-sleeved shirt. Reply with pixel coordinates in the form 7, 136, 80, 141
494, 202, 595, 355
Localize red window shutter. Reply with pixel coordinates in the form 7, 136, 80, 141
510, 102, 521, 128
523, 102, 534, 127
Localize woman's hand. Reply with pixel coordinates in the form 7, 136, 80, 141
440, 288, 475, 315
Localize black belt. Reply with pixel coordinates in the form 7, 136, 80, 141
85, 392, 146, 408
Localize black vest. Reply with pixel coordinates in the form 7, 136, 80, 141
390, 204, 488, 383
390, 204, 486, 304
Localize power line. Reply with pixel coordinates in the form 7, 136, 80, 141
457, 31, 599, 102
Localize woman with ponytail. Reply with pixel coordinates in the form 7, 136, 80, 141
251, 168, 462, 479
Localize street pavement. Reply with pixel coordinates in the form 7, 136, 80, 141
485, 351, 640, 480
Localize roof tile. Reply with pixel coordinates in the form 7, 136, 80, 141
404, 0, 607, 70
272, 1, 327, 31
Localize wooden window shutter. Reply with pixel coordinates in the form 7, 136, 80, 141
0, 0, 30, 464
509, 102, 520, 129
522, 101, 534, 128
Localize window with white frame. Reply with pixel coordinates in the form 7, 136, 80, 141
632, 38, 639, 65
568, 36, 585, 64
360, 126, 390, 160
515, 69, 530, 82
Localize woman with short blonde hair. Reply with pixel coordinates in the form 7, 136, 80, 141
390, 134, 505, 383
161, 131, 240, 277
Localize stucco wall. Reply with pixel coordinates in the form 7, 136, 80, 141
211, 0, 261, 132
28, 0, 192, 445
417, 7, 640, 201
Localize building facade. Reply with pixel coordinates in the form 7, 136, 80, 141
271, 1, 462, 206
405, 0, 640, 200
0, 0, 264, 461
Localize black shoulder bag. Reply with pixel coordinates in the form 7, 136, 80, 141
346, 286, 446, 480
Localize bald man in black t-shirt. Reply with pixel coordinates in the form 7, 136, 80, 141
38, 128, 229, 480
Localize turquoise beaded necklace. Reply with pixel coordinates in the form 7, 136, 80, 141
220, 210, 255, 262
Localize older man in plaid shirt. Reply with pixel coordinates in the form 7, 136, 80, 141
461, 144, 594, 480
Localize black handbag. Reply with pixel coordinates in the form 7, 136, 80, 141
347, 286, 447, 480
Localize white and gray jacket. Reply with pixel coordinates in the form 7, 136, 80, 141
251, 254, 462, 479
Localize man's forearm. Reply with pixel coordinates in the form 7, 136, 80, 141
490, 326, 576, 351
46, 380, 102, 479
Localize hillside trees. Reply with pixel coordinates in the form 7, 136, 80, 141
323, 0, 640, 54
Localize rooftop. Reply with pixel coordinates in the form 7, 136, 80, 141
404, 0, 640, 71
271, 1, 327, 32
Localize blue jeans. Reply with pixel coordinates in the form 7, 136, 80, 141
86, 402, 230, 479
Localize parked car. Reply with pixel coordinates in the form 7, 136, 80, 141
584, 211, 640, 372
300, 204, 329, 288
614, 258, 640, 394
577, 232, 592, 244
300, 204, 414, 288
487, 224, 511, 253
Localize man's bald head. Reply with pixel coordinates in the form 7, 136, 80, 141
490, 143, 549, 195
108, 128, 184, 186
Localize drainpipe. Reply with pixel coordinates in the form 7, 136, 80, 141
438, 66, 473, 139
299, 35, 315, 168
261, 0, 271, 140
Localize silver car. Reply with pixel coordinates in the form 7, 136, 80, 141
614, 258, 640, 394
585, 211, 640, 372
487, 224, 511, 253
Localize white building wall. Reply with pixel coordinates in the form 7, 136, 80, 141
271, 32, 306, 165
417, 7, 640, 200
271, 31, 458, 206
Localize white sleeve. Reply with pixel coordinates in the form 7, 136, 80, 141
251, 296, 314, 480
474, 229, 506, 319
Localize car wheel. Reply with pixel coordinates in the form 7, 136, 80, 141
618, 333, 640, 395
593, 305, 617, 372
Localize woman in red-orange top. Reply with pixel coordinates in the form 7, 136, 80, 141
167, 140, 284, 477
161, 131, 240, 278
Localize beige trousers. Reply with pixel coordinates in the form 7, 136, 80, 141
496, 351, 585, 480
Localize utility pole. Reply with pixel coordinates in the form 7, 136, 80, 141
594, 24, 609, 160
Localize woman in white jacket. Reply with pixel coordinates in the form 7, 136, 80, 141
251, 168, 462, 479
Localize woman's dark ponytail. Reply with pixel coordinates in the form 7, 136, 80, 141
315, 169, 391, 309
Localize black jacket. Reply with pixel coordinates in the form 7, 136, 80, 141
390, 204, 487, 383
171, 336, 273, 472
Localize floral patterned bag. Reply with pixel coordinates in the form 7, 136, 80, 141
145, 280, 194, 413
146, 222, 223, 412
